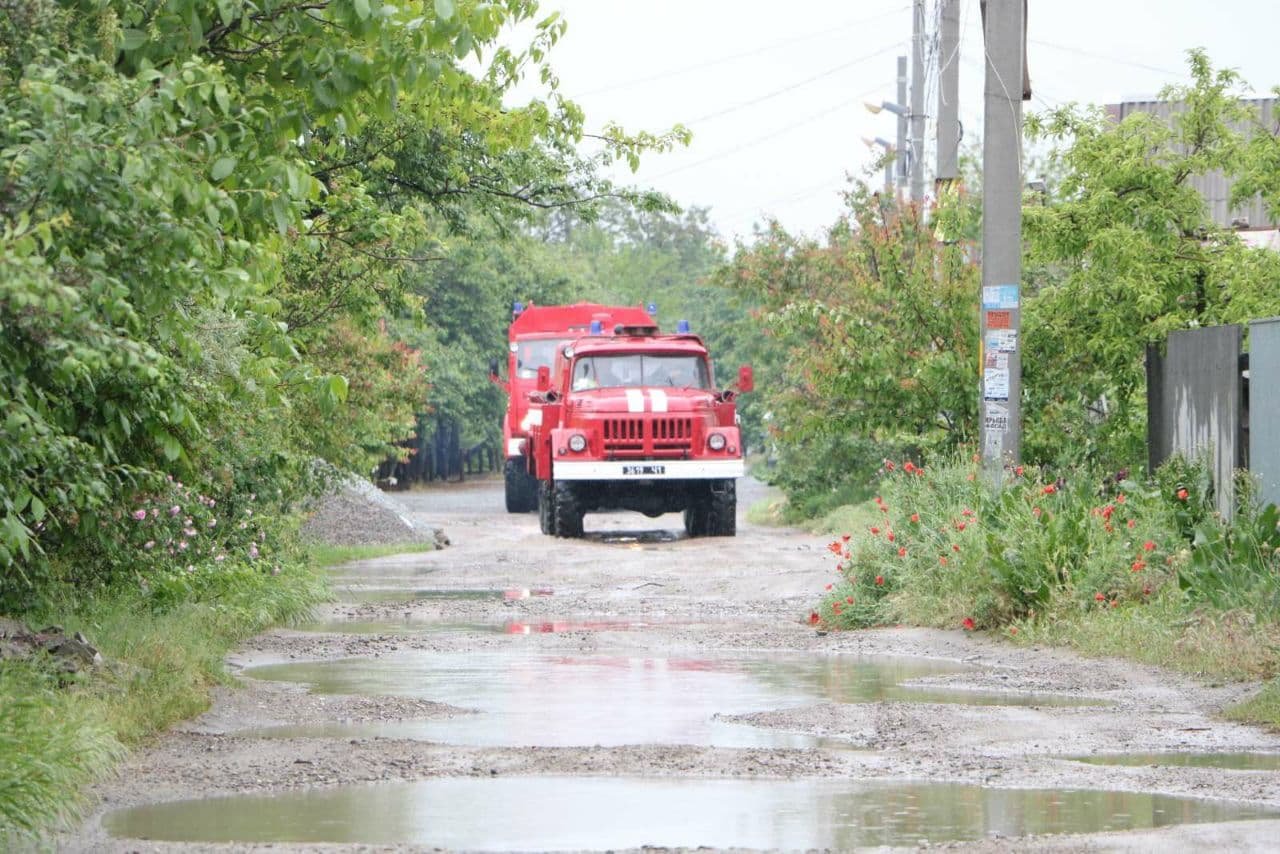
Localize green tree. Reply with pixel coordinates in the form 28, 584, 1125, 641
1022, 50, 1280, 468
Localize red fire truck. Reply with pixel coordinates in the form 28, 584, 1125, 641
522, 321, 752, 537
496, 302, 655, 512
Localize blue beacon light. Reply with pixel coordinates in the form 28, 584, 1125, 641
676, 319, 690, 334
589, 320, 603, 334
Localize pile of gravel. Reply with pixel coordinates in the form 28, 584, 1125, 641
300, 478, 447, 548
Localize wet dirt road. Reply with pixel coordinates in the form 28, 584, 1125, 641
71, 477, 1280, 851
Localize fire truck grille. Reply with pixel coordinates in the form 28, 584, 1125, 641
602, 417, 694, 458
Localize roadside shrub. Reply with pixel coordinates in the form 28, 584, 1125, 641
813, 456, 1183, 632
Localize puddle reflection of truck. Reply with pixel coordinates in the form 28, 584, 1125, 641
493, 302, 655, 513
520, 321, 752, 538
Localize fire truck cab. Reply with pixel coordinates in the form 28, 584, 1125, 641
498, 302, 654, 512
525, 323, 752, 538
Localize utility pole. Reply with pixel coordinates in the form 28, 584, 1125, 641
937, 0, 960, 183
896, 55, 908, 197
909, 0, 926, 204
980, 0, 1025, 481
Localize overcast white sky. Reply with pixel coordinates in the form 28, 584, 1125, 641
510, 1, 1280, 242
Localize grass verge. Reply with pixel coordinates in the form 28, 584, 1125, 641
307, 541, 434, 567
0, 561, 325, 840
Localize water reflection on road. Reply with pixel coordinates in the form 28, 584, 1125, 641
106, 776, 1279, 848
242, 651, 1094, 748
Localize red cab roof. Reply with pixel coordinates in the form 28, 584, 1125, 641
509, 302, 654, 339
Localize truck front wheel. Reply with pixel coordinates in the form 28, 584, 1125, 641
706, 479, 737, 537
552, 481, 584, 538
505, 458, 538, 513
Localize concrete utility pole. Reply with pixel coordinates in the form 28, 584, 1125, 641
979, 0, 1025, 481
909, 0, 926, 204
936, 0, 961, 182
896, 55, 908, 195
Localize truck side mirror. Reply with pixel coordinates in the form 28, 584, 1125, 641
488, 357, 500, 382
536, 365, 551, 392
737, 365, 754, 393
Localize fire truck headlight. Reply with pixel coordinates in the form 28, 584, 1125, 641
707, 433, 727, 451
568, 434, 588, 453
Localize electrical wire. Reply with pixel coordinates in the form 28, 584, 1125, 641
572, 4, 912, 99
647, 79, 896, 181
686, 42, 903, 125
1029, 38, 1185, 78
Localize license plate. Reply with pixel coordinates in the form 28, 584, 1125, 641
622, 464, 665, 476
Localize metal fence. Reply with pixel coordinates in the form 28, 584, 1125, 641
1147, 319, 1280, 519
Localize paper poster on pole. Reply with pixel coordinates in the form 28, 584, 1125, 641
982, 285, 1020, 309
984, 351, 1009, 370
984, 329, 1018, 353
984, 368, 1010, 400
985, 310, 1012, 330
983, 401, 1010, 433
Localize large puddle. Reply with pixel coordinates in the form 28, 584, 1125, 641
241, 652, 1097, 747
104, 776, 1278, 847
1068, 752, 1280, 771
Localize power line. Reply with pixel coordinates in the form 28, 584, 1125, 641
687, 42, 902, 125
647, 79, 895, 181
571, 4, 911, 99
1029, 38, 1185, 78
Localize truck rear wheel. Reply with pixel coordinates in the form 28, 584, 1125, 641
538, 480, 555, 534
683, 499, 709, 537
505, 458, 537, 513
552, 481, 584, 538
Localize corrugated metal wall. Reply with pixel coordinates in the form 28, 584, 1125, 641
1106, 98, 1277, 229
1250, 318, 1280, 509
1147, 325, 1243, 519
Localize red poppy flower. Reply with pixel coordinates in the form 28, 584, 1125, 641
1126, 519, 1136, 529
1143, 540, 1156, 552
825, 583, 833, 590
1032, 506, 1042, 517
828, 541, 842, 554
1014, 465, 1024, 476
1110, 599, 1119, 609
956, 522, 966, 531
1094, 591, 1106, 602
1177, 488, 1189, 501
832, 603, 842, 615
952, 544, 960, 552
1042, 484, 1056, 495
1131, 560, 1146, 573
808, 612, 820, 626
1116, 493, 1126, 504
1008, 626, 1019, 636
1104, 522, 1114, 533
887, 531, 896, 542
842, 533, 851, 541
875, 574, 886, 585
910, 513, 920, 523
962, 617, 975, 631
885, 460, 896, 471
897, 547, 907, 557
870, 526, 880, 535
939, 557, 948, 566
962, 508, 974, 517
880, 505, 889, 513
903, 461, 916, 474
1101, 504, 1114, 520
875, 496, 883, 505
846, 596, 855, 604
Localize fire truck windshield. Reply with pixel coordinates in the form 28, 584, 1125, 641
516, 339, 568, 378
570, 355, 710, 390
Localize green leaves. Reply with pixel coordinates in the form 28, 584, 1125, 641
435, 0, 456, 21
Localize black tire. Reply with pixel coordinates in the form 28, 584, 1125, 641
505, 458, 537, 513
683, 496, 709, 537
706, 480, 737, 537
538, 479, 555, 535
552, 481, 584, 538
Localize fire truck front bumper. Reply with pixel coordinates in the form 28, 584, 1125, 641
552, 458, 745, 481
